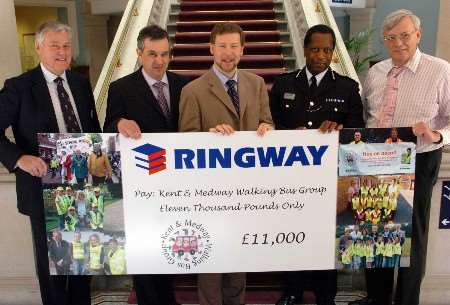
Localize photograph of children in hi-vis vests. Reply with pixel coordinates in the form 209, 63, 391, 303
39, 133, 127, 275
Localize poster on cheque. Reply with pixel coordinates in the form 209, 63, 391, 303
39, 133, 124, 276
38, 128, 415, 275
336, 127, 415, 269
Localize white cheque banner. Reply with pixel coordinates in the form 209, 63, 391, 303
120, 130, 338, 273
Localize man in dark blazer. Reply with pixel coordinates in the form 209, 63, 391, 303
0, 21, 100, 305
104, 24, 189, 305
48, 231, 72, 275
104, 25, 189, 137
270, 24, 364, 305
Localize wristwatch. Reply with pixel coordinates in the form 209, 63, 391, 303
433, 131, 443, 144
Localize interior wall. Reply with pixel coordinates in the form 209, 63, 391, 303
369, 0, 439, 59
15, 6, 59, 72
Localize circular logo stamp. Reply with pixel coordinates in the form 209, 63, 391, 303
161, 219, 213, 270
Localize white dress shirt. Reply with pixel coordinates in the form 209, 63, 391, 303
305, 67, 328, 87
40, 63, 82, 133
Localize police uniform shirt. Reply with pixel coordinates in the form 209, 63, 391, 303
306, 67, 327, 87
269, 67, 364, 130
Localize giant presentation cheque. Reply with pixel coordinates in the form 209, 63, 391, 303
41, 128, 415, 275
121, 130, 338, 273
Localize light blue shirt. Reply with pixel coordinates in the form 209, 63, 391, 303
212, 65, 239, 93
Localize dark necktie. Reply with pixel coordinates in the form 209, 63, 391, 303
226, 79, 240, 115
152, 81, 171, 120
54, 77, 81, 133
310, 75, 317, 96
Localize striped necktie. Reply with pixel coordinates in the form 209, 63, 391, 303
153, 81, 171, 120
226, 79, 240, 115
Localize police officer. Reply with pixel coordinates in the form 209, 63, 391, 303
270, 24, 364, 305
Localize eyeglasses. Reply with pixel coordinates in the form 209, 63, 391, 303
383, 30, 417, 43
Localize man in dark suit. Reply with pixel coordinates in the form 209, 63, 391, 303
48, 231, 71, 275
0, 21, 101, 305
270, 24, 364, 305
104, 24, 189, 305
104, 25, 189, 138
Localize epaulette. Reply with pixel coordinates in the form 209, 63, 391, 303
277, 70, 298, 77
333, 70, 359, 85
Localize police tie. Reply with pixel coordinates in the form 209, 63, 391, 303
54, 77, 81, 133
309, 75, 317, 96
153, 81, 171, 120
226, 79, 240, 116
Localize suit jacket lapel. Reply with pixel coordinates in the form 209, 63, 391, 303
134, 68, 166, 118
167, 72, 180, 114
237, 71, 249, 121
206, 70, 239, 118
66, 70, 91, 131
314, 69, 334, 97
295, 68, 310, 95
30, 66, 59, 131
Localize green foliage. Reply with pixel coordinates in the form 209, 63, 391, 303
88, 133, 103, 144
345, 28, 379, 73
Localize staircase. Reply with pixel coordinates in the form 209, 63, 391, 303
167, 0, 297, 89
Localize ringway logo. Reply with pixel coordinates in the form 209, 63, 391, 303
132, 143, 329, 175
132, 143, 166, 175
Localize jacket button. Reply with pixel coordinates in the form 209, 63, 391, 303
310, 101, 314, 106
286, 104, 290, 108
334, 108, 338, 112
307, 121, 313, 126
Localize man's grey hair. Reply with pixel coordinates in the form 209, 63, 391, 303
382, 9, 421, 33
35, 21, 72, 46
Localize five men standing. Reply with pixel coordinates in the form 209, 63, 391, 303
1, 6, 449, 305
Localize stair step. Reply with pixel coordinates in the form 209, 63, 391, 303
169, 55, 285, 70
175, 10, 276, 21
172, 31, 289, 44
168, 0, 296, 86
178, 0, 275, 11
168, 20, 287, 32
170, 68, 287, 83
172, 42, 291, 56
181, 0, 273, 2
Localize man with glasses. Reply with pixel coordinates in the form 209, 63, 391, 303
350, 9, 450, 305
270, 24, 364, 305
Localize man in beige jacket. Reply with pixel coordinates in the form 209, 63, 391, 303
179, 22, 273, 305
88, 143, 112, 185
